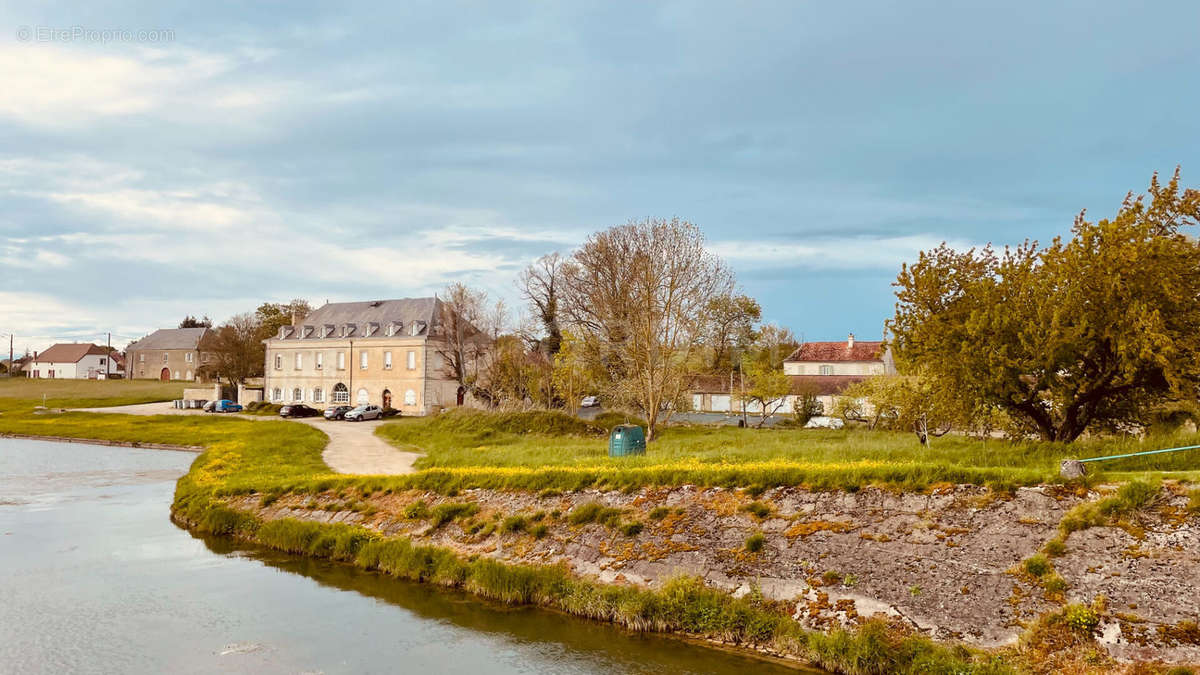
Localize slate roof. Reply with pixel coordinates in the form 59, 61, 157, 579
126, 327, 210, 351
784, 340, 884, 363
30, 343, 110, 364
270, 297, 447, 341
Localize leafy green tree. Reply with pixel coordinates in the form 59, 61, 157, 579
890, 169, 1200, 441
255, 299, 312, 343
838, 375, 961, 445
736, 360, 792, 428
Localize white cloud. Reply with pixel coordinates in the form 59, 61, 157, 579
709, 234, 980, 271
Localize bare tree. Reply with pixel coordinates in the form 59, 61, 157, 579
202, 313, 263, 385
436, 282, 498, 405
519, 252, 566, 356
561, 218, 734, 440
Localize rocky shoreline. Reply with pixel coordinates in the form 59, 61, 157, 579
214, 483, 1200, 666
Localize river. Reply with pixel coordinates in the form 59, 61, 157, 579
0, 438, 809, 674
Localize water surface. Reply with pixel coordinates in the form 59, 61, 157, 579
0, 437, 809, 674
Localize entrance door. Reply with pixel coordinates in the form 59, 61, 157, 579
382, 389, 392, 408
160, 367, 170, 381
456, 386, 465, 406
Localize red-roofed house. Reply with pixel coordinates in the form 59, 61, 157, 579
24, 343, 118, 379
783, 333, 896, 410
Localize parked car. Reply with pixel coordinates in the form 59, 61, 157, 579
803, 415, 844, 430
344, 404, 383, 421
580, 395, 600, 408
280, 404, 320, 418
206, 399, 243, 414
323, 405, 353, 420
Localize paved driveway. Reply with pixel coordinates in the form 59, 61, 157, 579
70, 402, 420, 475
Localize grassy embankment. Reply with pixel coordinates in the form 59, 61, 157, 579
2, 381, 1197, 673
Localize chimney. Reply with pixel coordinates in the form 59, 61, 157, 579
291, 310, 298, 327
847, 333, 855, 349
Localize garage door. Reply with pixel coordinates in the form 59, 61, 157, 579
710, 394, 731, 412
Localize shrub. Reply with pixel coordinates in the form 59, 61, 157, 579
568, 502, 624, 527
619, 521, 643, 537
1063, 603, 1100, 634
744, 532, 766, 552
381, 407, 402, 418
648, 506, 671, 520
402, 500, 430, 520
1023, 554, 1051, 578
500, 515, 527, 534
742, 501, 771, 519
430, 502, 480, 528
530, 524, 549, 539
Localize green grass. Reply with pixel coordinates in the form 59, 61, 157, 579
0, 377, 186, 410
372, 409, 1200, 493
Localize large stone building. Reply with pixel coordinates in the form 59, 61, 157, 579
125, 327, 213, 381
262, 297, 481, 415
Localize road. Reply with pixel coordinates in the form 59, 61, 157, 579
70, 402, 420, 475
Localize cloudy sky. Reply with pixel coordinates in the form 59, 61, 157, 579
1, 2, 1198, 354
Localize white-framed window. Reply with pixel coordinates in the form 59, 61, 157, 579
404, 389, 416, 406
360, 351, 368, 370
139, 353, 145, 362
384, 351, 392, 369
272, 387, 282, 401
185, 352, 193, 363
313, 388, 324, 403
819, 365, 834, 375
275, 354, 283, 370
356, 388, 369, 404
293, 387, 303, 402
332, 383, 349, 403
162, 353, 168, 363
295, 353, 302, 370
173, 370, 180, 379
406, 350, 416, 370
315, 352, 323, 370
185, 370, 192, 380
100, 357, 106, 365
337, 351, 345, 370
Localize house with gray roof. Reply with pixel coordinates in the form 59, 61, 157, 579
125, 327, 213, 381
263, 297, 485, 414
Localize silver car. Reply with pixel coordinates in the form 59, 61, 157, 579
344, 404, 382, 421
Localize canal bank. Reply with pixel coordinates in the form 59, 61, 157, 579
0, 437, 808, 675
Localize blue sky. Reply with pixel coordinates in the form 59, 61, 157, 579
1, 2, 1198, 353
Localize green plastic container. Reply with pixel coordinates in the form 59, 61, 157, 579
608, 424, 646, 457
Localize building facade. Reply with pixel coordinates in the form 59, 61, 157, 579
782, 333, 896, 412
262, 297, 479, 416
125, 327, 213, 381
24, 343, 116, 379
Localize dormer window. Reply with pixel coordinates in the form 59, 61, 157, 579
322, 324, 335, 338
410, 321, 426, 336
301, 325, 314, 338
365, 322, 380, 337
278, 326, 294, 339
341, 323, 355, 337
386, 321, 403, 337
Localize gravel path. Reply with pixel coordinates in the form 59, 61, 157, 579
70, 402, 420, 475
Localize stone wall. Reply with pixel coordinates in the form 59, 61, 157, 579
227, 483, 1200, 665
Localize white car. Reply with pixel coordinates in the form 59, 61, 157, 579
803, 415, 845, 430
344, 404, 382, 421
580, 396, 600, 408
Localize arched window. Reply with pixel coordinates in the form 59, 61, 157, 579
185, 370, 192, 380
272, 388, 282, 401
313, 388, 324, 403
173, 370, 180, 379
356, 388, 369, 405
404, 389, 416, 406
332, 383, 349, 403
293, 387, 303, 402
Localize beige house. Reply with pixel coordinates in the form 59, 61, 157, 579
125, 327, 214, 381
262, 297, 479, 415
782, 333, 897, 411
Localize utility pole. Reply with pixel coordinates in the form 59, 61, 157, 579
7, 333, 12, 378
105, 332, 111, 380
